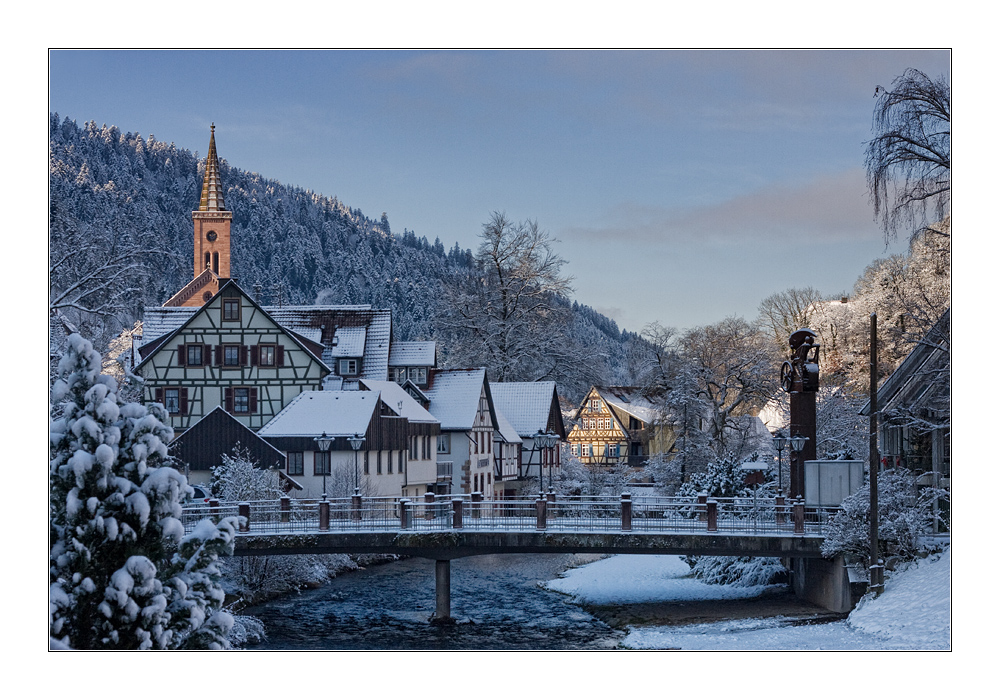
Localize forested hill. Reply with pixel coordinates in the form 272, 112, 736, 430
49, 114, 645, 398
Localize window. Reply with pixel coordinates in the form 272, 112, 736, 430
606, 444, 619, 458
287, 452, 304, 476
387, 450, 393, 474
399, 450, 405, 474
364, 451, 369, 475
377, 451, 383, 475
233, 387, 250, 414
164, 388, 180, 415
224, 345, 241, 367
223, 298, 240, 321
571, 443, 579, 456
258, 344, 276, 367
204, 252, 211, 270
314, 451, 330, 476
409, 367, 427, 385
590, 399, 601, 411
438, 433, 450, 454
339, 358, 358, 376
582, 444, 591, 457
186, 344, 203, 366
393, 367, 408, 383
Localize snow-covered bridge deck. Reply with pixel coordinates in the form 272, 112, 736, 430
181, 493, 833, 559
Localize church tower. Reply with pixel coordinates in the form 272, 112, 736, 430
163, 125, 234, 307
192, 124, 232, 278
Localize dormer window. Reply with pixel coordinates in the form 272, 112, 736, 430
339, 359, 358, 376
409, 367, 427, 385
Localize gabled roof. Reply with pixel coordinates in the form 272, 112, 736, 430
360, 380, 439, 424
388, 341, 437, 366
170, 406, 285, 472
489, 381, 566, 439
584, 386, 660, 426
423, 368, 496, 431
860, 307, 951, 417
134, 279, 330, 373
259, 390, 380, 438
493, 407, 522, 445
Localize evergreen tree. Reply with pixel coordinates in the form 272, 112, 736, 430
50, 334, 237, 649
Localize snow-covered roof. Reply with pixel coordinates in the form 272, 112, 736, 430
329, 326, 366, 358
493, 407, 522, 445
489, 382, 558, 438
423, 369, 489, 431
360, 380, 439, 424
259, 390, 379, 438
598, 387, 660, 426
139, 307, 197, 342
388, 341, 436, 366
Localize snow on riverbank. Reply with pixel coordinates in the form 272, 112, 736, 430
545, 549, 950, 650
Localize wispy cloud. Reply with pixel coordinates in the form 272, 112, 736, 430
561, 169, 878, 247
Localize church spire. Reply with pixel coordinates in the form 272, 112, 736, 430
198, 123, 226, 212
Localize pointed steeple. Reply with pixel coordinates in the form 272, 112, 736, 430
198, 123, 226, 212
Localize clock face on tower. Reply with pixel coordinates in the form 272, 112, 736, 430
206, 231, 218, 242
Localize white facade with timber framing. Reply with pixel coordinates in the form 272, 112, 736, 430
568, 386, 673, 468
135, 279, 330, 435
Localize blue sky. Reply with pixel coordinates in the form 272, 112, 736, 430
48, 49, 950, 333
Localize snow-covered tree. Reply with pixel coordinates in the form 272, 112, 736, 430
49, 333, 236, 649
822, 469, 947, 562
209, 444, 284, 502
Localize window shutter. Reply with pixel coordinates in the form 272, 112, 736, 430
277, 345, 285, 367
249, 387, 258, 414
204, 344, 211, 362
214, 345, 223, 366
224, 387, 234, 413
177, 344, 186, 366
250, 345, 259, 366
180, 388, 189, 416
155, 388, 163, 405
241, 346, 249, 366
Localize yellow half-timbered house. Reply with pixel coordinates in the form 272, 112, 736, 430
567, 386, 674, 468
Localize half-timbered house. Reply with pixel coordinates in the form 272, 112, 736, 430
422, 369, 499, 497
488, 382, 567, 497
134, 279, 331, 435
567, 386, 673, 468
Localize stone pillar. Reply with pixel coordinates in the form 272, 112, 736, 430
238, 502, 250, 532
697, 492, 708, 522
280, 496, 291, 523
424, 491, 436, 520
546, 491, 556, 523
471, 491, 483, 519
706, 499, 717, 532
399, 499, 411, 530
789, 392, 817, 500
536, 498, 547, 530
209, 498, 220, 518
351, 493, 362, 521
452, 498, 464, 529
431, 559, 455, 625
620, 492, 632, 531
319, 500, 330, 531
775, 496, 786, 526
793, 499, 805, 535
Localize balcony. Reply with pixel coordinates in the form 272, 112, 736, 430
436, 461, 453, 480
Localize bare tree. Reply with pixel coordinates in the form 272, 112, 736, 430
756, 286, 824, 349
865, 68, 951, 244
437, 212, 577, 383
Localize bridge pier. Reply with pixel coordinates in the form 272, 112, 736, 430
431, 559, 455, 625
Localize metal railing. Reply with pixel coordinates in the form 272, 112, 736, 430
181, 493, 836, 538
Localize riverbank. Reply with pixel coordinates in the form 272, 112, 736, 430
545, 550, 951, 650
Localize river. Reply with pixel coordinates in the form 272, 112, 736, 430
243, 553, 624, 650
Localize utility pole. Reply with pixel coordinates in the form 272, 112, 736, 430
869, 312, 884, 596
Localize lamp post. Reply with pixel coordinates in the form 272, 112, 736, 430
789, 433, 809, 501
314, 432, 333, 501
771, 431, 789, 496
348, 433, 365, 495
539, 432, 559, 493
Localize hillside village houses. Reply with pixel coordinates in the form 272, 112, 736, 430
126, 126, 571, 501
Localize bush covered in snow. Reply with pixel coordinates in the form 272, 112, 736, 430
821, 468, 948, 562
49, 333, 238, 649
686, 556, 787, 587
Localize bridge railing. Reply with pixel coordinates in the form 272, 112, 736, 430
180, 494, 835, 536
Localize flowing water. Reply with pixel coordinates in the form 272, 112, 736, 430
244, 553, 624, 650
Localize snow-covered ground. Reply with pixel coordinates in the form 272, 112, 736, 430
545, 549, 950, 650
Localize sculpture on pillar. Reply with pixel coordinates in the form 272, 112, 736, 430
780, 329, 820, 499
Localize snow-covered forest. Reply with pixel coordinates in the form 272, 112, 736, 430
49, 114, 645, 400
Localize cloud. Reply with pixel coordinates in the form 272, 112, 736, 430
561, 169, 879, 247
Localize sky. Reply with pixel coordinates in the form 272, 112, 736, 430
48, 49, 949, 334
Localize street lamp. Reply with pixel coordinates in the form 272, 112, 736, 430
790, 434, 809, 452
771, 431, 789, 496
789, 434, 809, 501
348, 433, 365, 495
537, 432, 560, 493
314, 432, 333, 501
